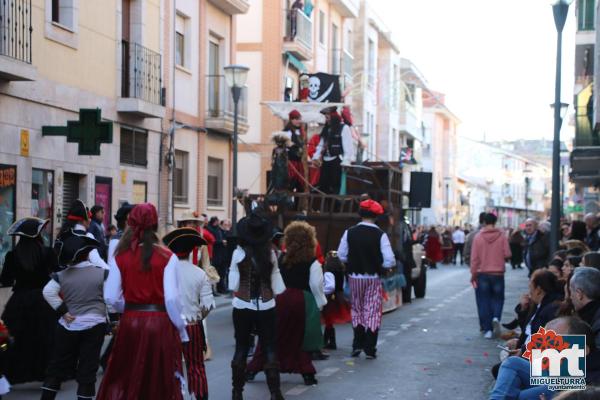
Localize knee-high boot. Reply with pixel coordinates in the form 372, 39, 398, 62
351, 325, 365, 356
264, 363, 285, 400
324, 326, 337, 350
40, 388, 58, 400
231, 360, 247, 400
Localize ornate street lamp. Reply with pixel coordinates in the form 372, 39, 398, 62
550, 0, 571, 254
224, 64, 249, 233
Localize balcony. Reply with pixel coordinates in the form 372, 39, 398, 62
207, 0, 250, 15
0, 0, 36, 81
205, 75, 248, 135
283, 9, 313, 61
117, 42, 165, 118
330, 0, 359, 18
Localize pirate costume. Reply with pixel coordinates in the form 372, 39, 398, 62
247, 222, 327, 386
283, 110, 306, 192
0, 218, 57, 384
321, 251, 351, 350
311, 106, 354, 194
98, 204, 187, 400
163, 228, 215, 400
41, 231, 107, 400
228, 213, 286, 400
337, 200, 396, 358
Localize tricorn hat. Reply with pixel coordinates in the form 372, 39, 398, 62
66, 199, 90, 222
53, 229, 99, 267
162, 227, 207, 256
320, 106, 337, 115
236, 213, 273, 245
8, 217, 49, 238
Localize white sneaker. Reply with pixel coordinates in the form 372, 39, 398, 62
492, 318, 501, 338
484, 330, 493, 339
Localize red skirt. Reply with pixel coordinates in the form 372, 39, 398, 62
97, 311, 183, 400
247, 288, 315, 375
322, 294, 351, 326
288, 160, 304, 186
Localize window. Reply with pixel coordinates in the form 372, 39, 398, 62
331, 23, 340, 74
578, 0, 595, 31
207, 157, 223, 207
175, 14, 186, 67
392, 65, 399, 109
173, 150, 189, 204
51, 0, 75, 28
32, 169, 54, 246
319, 10, 326, 45
132, 181, 147, 203
208, 39, 221, 116
368, 39, 375, 89
120, 127, 148, 167
345, 28, 353, 54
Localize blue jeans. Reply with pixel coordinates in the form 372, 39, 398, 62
475, 274, 504, 332
489, 357, 553, 400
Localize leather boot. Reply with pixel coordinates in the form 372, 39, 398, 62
264, 363, 285, 400
364, 329, 379, 359
40, 388, 58, 400
231, 360, 247, 400
324, 326, 337, 350
351, 325, 365, 357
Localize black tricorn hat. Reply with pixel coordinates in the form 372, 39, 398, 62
320, 106, 338, 115
8, 217, 49, 238
66, 199, 90, 222
114, 202, 135, 222
53, 229, 99, 266
237, 213, 273, 245
162, 228, 207, 255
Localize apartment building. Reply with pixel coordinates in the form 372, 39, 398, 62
236, 0, 358, 194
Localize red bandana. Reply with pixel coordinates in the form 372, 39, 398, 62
127, 203, 158, 250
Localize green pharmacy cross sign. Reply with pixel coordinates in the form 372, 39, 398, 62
42, 108, 113, 156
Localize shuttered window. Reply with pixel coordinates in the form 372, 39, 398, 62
120, 126, 148, 167
173, 150, 188, 204
207, 157, 223, 207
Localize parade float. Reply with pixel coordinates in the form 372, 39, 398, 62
248, 72, 427, 313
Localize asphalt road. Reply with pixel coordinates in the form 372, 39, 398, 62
6, 263, 529, 400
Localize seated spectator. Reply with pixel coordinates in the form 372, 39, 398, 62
493, 269, 562, 378
582, 252, 600, 270
570, 266, 600, 346
553, 250, 568, 262
563, 240, 591, 255
548, 258, 564, 281
554, 386, 600, 399
489, 316, 600, 399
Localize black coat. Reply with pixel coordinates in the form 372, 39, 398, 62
524, 230, 550, 271
586, 350, 600, 385
516, 291, 562, 350
577, 300, 600, 349
586, 226, 600, 252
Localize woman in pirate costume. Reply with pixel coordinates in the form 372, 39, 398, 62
98, 203, 188, 400
246, 221, 327, 386
0, 217, 57, 384
283, 110, 306, 193
163, 228, 215, 400
228, 213, 286, 400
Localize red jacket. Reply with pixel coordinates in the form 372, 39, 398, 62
425, 234, 443, 262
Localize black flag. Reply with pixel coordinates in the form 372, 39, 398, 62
300, 73, 341, 103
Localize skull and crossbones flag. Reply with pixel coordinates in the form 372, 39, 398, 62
300, 73, 342, 103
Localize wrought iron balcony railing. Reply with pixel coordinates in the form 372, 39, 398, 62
0, 0, 32, 63
121, 41, 163, 105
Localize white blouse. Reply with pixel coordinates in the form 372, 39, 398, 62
308, 260, 328, 309
176, 259, 215, 323
228, 246, 286, 311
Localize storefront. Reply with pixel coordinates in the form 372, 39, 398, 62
0, 164, 16, 267
31, 169, 54, 246
95, 177, 112, 230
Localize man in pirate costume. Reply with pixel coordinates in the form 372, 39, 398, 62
163, 228, 215, 400
337, 199, 395, 359
41, 231, 107, 400
311, 106, 354, 194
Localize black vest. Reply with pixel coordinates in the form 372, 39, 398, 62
287, 129, 304, 161
280, 258, 313, 291
346, 224, 384, 275
321, 123, 344, 157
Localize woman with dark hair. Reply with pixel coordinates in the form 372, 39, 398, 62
97, 203, 188, 400
509, 229, 525, 269
228, 213, 286, 400
283, 110, 306, 193
0, 218, 57, 384
570, 220, 588, 242
246, 221, 327, 386
424, 227, 443, 269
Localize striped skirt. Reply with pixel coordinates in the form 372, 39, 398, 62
183, 323, 208, 400
348, 276, 383, 332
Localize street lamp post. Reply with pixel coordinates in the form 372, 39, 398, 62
524, 176, 530, 219
550, 0, 571, 254
444, 177, 451, 226
224, 64, 250, 234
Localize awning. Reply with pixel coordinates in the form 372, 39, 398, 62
285, 52, 307, 73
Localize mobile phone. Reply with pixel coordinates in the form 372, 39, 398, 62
497, 344, 511, 352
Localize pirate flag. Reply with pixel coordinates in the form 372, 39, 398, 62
300, 73, 341, 103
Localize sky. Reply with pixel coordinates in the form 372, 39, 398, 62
369, 0, 577, 142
